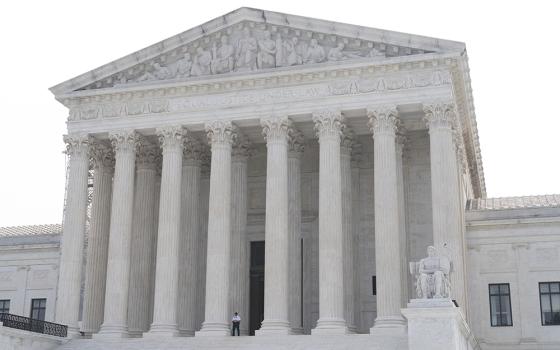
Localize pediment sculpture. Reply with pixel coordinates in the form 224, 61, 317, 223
82, 21, 431, 90
409, 246, 451, 299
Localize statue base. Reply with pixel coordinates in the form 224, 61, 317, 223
401, 299, 479, 350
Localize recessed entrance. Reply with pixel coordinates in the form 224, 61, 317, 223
249, 240, 265, 335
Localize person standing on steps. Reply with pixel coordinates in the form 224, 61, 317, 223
231, 312, 241, 336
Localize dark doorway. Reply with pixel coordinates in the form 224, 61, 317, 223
249, 241, 265, 335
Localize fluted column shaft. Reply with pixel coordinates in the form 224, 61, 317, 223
312, 111, 347, 334
82, 142, 114, 335
425, 103, 467, 310
341, 133, 356, 333
196, 162, 211, 330
97, 131, 138, 338
197, 121, 236, 336
288, 131, 304, 334
178, 139, 202, 336
368, 107, 405, 333
148, 126, 185, 336
229, 139, 250, 335
127, 141, 158, 336
396, 136, 408, 307
350, 145, 362, 330
56, 134, 90, 336
257, 117, 291, 335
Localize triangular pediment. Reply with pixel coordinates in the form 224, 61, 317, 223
50, 7, 466, 95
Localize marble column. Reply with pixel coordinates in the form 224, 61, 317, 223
127, 139, 159, 336
81, 141, 114, 335
196, 120, 236, 336
148, 126, 185, 337
396, 134, 408, 307
196, 150, 211, 330
177, 137, 203, 336
149, 161, 162, 326
56, 134, 90, 336
229, 136, 251, 336
424, 102, 467, 310
312, 110, 348, 334
341, 130, 357, 333
97, 130, 139, 338
350, 144, 362, 330
288, 129, 304, 334
257, 116, 292, 335
368, 106, 406, 334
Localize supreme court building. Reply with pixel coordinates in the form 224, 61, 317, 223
18, 7, 558, 350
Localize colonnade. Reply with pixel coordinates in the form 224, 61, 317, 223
55, 102, 466, 337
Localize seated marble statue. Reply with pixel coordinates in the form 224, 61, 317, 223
410, 246, 451, 299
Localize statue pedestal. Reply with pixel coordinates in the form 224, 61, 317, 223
401, 299, 479, 350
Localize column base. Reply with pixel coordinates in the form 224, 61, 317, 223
65, 326, 82, 339
370, 315, 407, 336
312, 317, 349, 335
94, 323, 130, 339
145, 323, 179, 338
346, 324, 358, 334
195, 322, 230, 336
290, 326, 304, 335
178, 328, 195, 337
127, 329, 144, 338
255, 319, 292, 335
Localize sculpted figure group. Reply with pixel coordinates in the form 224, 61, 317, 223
113, 27, 390, 86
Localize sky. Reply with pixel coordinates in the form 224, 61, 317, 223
0, 0, 558, 227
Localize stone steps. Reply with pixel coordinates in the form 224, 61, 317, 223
56, 334, 408, 350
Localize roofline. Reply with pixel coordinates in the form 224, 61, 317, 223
50, 7, 465, 96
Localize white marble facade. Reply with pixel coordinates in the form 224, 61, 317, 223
19, 6, 556, 350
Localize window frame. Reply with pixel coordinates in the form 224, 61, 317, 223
488, 283, 513, 327
539, 281, 560, 326
0, 299, 9, 314
30, 298, 47, 321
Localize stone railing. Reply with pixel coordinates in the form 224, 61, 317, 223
466, 194, 560, 211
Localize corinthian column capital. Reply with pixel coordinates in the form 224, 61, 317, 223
156, 125, 186, 150
367, 106, 399, 136
423, 102, 457, 130
312, 110, 345, 139
64, 134, 91, 157
341, 129, 355, 156
205, 120, 237, 145
183, 137, 203, 162
261, 116, 292, 142
288, 129, 305, 156
135, 139, 159, 169
109, 130, 140, 153
232, 134, 253, 160
89, 140, 115, 170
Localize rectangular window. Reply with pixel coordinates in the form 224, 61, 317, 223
0, 299, 9, 314
372, 276, 377, 296
30, 298, 47, 321
540, 282, 560, 325
489, 283, 513, 327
